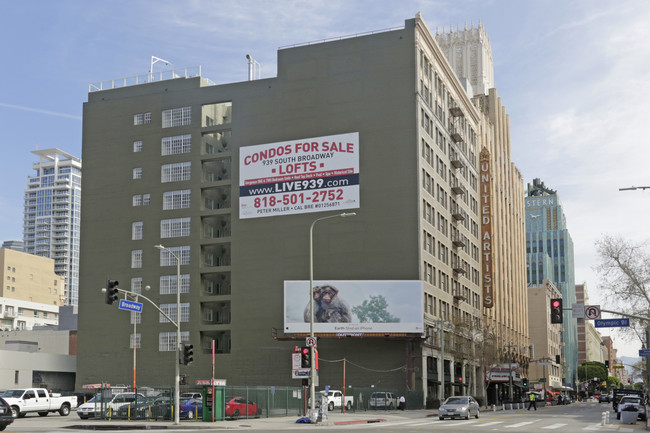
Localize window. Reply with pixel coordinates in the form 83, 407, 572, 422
131, 277, 142, 294
130, 333, 141, 349
143, 194, 151, 205
131, 250, 143, 268
161, 162, 191, 182
133, 195, 143, 207
134, 112, 152, 125
162, 134, 192, 155
160, 303, 190, 323
161, 217, 191, 238
133, 141, 143, 152
131, 311, 141, 325
34, 311, 40, 318
159, 331, 190, 351
132, 221, 143, 240
133, 168, 143, 179
163, 190, 191, 210
162, 107, 191, 128
159, 246, 190, 266
160, 274, 190, 294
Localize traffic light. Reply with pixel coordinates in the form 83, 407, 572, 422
605, 360, 610, 368
300, 346, 311, 368
628, 378, 631, 384
550, 298, 563, 324
522, 378, 528, 387
182, 344, 194, 365
105, 280, 119, 305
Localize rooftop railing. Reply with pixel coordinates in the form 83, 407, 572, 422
89, 66, 214, 92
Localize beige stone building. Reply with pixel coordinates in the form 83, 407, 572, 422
0, 248, 65, 330
474, 89, 529, 402
436, 25, 529, 405
528, 280, 563, 391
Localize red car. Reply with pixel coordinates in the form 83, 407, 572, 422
225, 397, 258, 419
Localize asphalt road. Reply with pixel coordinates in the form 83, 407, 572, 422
3, 401, 647, 433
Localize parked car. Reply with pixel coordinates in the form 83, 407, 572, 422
77, 392, 144, 419
225, 396, 258, 419
114, 396, 158, 420
180, 392, 202, 400
369, 392, 398, 409
179, 398, 202, 419
438, 396, 480, 420
73, 393, 95, 406
616, 396, 646, 421
598, 394, 611, 403
0, 388, 77, 417
0, 398, 14, 432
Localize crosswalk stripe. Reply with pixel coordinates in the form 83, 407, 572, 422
471, 421, 505, 427
505, 421, 538, 428
542, 424, 567, 429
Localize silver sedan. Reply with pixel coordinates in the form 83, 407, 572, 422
438, 396, 480, 420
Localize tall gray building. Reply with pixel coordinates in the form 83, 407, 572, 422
24, 149, 82, 306
77, 15, 487, 403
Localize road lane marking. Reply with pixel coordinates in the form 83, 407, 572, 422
542, 424, 567, 429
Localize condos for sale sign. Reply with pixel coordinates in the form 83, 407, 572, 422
239, 132, 360, 219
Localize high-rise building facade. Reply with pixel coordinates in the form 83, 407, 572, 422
472, 89, 529, 403
23, 149, 82, 306
525, 178, 578, 388
77, 15, 523, 404
436, 25, 529, 403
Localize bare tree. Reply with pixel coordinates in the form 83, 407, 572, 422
595, 234, 650, 339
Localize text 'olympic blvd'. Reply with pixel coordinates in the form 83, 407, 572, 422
239, 132, 360, 219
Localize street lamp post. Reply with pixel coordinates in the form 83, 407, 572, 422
155, 244, 181, 426
308, 212, 355, 422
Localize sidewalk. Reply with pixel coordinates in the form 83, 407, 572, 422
32, 411, 412, 430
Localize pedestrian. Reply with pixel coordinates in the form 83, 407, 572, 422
399, 395, 405, 411
527, 392, 537, 411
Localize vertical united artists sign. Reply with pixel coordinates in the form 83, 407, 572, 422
480, 148, 493, 308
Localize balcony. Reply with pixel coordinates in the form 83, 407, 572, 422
202, 244, 231, 268
449, 106, 463, 117
450, 178, 464, 195
450, 151, 464, 169
451, 204, 465, 221
202, 272, 231, 296
202, 215, 231, 239
452, 235, 466, 248
202, 187, 231, 211
203, 158, 232, 183
452, 261, 466, 275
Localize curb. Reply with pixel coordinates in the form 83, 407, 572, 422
333, 418, 387, 425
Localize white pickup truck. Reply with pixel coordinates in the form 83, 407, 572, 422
0, 388, 77, 418
325, 390, 353, 411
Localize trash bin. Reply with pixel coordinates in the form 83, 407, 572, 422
621, 409, 638, 424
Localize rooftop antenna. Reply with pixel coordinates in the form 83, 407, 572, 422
150, 56, 173, 81
246, 54, 261, 81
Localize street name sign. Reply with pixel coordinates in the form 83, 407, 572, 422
118, 299, 143, 313
594, 318, 630, 328
639, 349, 650, 357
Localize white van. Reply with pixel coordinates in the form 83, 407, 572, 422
77, 393, 144, 419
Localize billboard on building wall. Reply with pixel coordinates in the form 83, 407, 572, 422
239, 132, 360, 219
284, 280, 424, 335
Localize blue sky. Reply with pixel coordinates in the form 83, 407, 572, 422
2, 0, 649, 356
